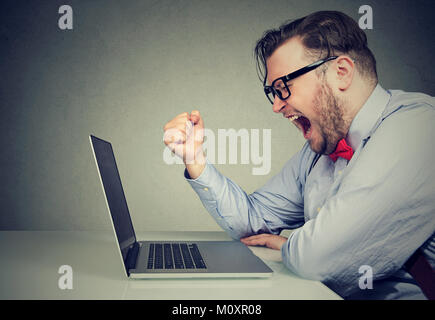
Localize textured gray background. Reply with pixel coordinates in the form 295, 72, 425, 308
1, 0, 434, 231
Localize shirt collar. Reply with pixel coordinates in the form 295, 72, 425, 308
346, 84, 391, 151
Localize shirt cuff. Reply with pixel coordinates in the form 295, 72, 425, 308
184, 159, 220, 202
183, 159, 211, 182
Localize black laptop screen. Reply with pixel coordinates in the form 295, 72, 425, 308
90, 135, 136, 259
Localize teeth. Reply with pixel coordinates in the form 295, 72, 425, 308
288, 115, 300, 122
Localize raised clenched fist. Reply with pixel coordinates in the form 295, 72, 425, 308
163, 110, 206, 178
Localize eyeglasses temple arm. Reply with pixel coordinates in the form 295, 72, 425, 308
284, 56, 338, 81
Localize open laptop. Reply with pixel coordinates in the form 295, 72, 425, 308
89, 135, 273, 279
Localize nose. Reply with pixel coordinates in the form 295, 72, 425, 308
272, 95, 286, 114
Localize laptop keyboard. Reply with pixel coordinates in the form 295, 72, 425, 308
147, 243, 207, 269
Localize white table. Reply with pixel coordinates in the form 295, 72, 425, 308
0, 231, 342, 300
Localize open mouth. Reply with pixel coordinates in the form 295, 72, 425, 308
288, 114, 312, 139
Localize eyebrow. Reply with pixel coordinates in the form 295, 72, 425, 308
275, 82, 286, 89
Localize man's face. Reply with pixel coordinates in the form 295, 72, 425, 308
266, 37, 348, 154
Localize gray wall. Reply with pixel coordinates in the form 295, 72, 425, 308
1, 0, 434, 231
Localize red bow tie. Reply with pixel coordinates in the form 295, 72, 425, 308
328, 139, 354, 162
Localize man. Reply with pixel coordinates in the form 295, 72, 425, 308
163, 11, 435, 299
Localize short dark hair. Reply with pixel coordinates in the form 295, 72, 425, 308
254, 11, 377, 85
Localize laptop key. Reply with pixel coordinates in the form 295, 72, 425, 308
180, 243, 195, 269
172, 243, 185, 269
164, 243, 174, 269
154, 243, 163, 269
147, 243, 155, 269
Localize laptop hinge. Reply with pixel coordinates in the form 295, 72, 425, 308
125, 241, 140, 274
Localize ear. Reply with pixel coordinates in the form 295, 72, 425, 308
329, 55, 355, 91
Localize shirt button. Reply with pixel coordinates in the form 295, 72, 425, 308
338, 170, 342, 175
203, 187, 208, 191
317, 207, 321, 212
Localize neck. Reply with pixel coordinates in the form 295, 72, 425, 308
344, 79, 377, 133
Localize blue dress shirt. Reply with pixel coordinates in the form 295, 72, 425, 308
185, 84, 435, 299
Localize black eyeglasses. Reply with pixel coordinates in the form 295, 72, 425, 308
263, 56, 338, 104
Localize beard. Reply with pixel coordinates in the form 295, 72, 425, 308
309, 82, 351, 155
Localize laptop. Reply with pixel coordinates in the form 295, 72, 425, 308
89, 135, 273, 279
